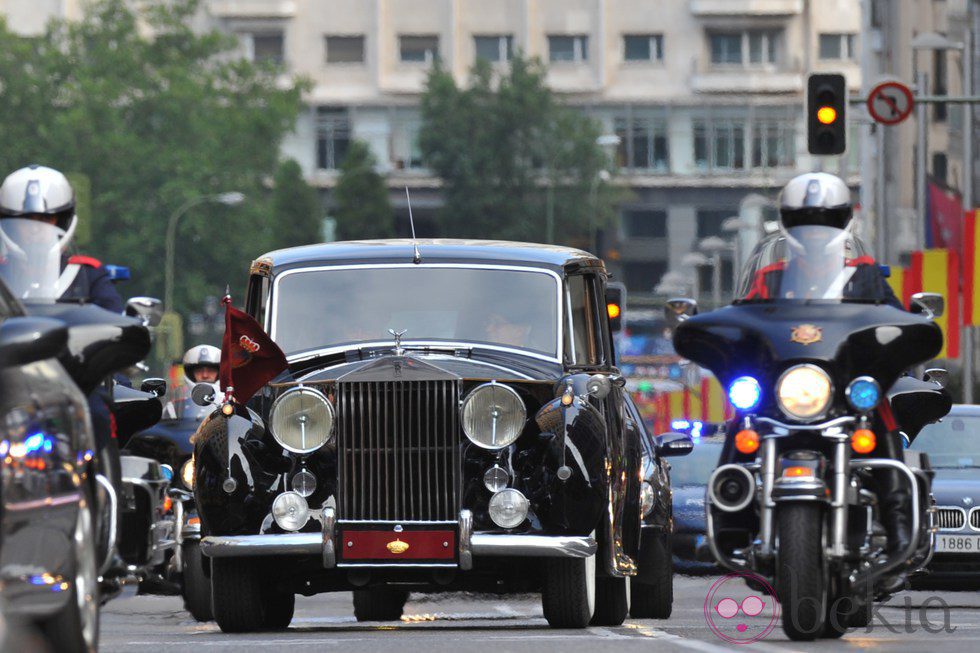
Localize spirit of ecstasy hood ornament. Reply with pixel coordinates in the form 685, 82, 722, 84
388, 328, 407, 356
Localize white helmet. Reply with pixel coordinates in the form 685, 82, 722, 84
182, 344, 221, 383
0, 165, 77, 236
778, 173, 852, 230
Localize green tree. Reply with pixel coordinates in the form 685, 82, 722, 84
419, 55, 617, 248
332, 141, 394, 240
269, 159, 323, 250
0, 0, 307, 352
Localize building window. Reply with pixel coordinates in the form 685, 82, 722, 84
933, 50, 948, 122
251, 32, 285, 65
696, 209, 734, 239
549, 35, 589, 63
708, 30, 781, 66
694, 112, 795, 172
614, 114, 669, 172
694, 120, 745, 171
698, 259, 734, 294
400, 35, 439, 63
623, 261, 667, 294
391, 110, 424, 170
818, 33, 856, 60
474, 35, 513, 63
623, 34, 664, 62
933, 152, 948, 184
751, 121, 796, 168
316, 107, 351, 170
326, 35, 365, 63
621, 209, 667, 239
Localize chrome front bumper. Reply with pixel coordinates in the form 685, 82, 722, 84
200, 508, 597, 568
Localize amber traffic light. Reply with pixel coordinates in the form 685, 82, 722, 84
606, 282, 626, 333
807, 73, 846, 155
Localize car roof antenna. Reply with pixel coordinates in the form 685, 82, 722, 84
406, 186, 422, 264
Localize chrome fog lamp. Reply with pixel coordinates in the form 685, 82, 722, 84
461, 383, 527, 449
272, 491, 310, 531
776, 364, 833, 420
180, 457, 195, 490
483, 465, 509, 493
270, 387, 335, 454
488, 488, 529, 529
292, 469, 317, 498
640, 481, 656, 516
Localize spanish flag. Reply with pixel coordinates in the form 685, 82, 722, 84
963, 211, 980, 326
909, 249, 960, 359
886, 266, 908, 307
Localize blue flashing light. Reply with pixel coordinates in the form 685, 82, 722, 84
24, 433, 45, 454
728, 376, 762, 411
691, 421, 704, 439
161, 465, 174, 481
846, 378, 881, 412
671, 420, 691, 431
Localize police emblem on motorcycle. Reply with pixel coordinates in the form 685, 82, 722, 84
790, 324, 822, 345
387, 539, 410, 554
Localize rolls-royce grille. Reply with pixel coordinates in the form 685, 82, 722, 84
971, 509, 980, 530
937, 508, 965, 530
336, 380, 460, 522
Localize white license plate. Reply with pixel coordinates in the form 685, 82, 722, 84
935, 534, 980, 552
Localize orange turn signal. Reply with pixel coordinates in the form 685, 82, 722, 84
734, 429, 760, 455
817, 106, 838, 124
783, 466, 814, 478
221, 403, 235, 416
607, 303, 621, 320
851, 429, 877, 454
163, 496, 173, 513
187, 516, 201, 526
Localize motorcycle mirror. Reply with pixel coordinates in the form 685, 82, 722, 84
910, 292, 945, 319
126, 297, 164, 327
924, 368, 949, 388
140, 377, 168, 397
654, 432, 694, 457
191, 382, 217, 407
586, 374, 612, 400
664, 298, 698, 328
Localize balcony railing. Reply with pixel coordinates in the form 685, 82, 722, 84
690, 56, 803, 94
208, 0, 296, 18
689, 0, 803, 16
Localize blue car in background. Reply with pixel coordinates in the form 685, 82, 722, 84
667, 432, 724, 574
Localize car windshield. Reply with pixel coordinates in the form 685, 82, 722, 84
272, 265, 560, 358
910, 413, 980, 468
0, 218, 64, 302
735, 226, 890, 304
666, 438, 724, 486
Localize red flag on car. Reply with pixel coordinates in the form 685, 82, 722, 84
219, 295, 288, 404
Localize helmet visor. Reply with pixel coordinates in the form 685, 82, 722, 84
0, 218, 65, 301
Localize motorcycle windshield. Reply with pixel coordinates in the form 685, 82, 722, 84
0, 218, 64, 302
736, 226, 889, 304
163, 386, 212, 422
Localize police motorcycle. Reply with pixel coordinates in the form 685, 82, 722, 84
123, 365, 219, 621
672, 174, 950, 640
0, 216, 175, 602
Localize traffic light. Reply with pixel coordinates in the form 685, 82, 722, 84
606, 282, 626, 333
807, 73, 847, 155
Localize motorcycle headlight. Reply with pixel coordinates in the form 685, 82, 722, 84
460, 383, 526, 449
180, 457, 195, 490
270, 387, 335, 454
776, 364, 833, 420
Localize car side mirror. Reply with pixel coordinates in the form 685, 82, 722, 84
191, 382, 217, 407
664, 298, 698, 328
910, 292, 944, 319
924, 368, 949, 388
140, 377, 168, 397
0, 316, 68, 367
654, 432, 694, 457
126, 296, 164, 327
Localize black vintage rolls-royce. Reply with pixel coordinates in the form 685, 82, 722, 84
194, 240, 689, 631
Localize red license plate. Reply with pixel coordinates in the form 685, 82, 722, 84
339, 527, 457, 562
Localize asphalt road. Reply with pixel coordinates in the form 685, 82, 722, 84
99, 575, 980, 653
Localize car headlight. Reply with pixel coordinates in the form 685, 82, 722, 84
460, 383, 526, 449
640, 481, 656, 516
180, 457, 195, 490
776, 364, 833, 420
270, 387, 335, 454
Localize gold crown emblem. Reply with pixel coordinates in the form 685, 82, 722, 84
386, 538, 410, 554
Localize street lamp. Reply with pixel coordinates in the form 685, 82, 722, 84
654, 271, 689, 297
164, 192, 245, 313
681, 252, 709, 301
699, 236, 731, 308
721, 217, 749, 291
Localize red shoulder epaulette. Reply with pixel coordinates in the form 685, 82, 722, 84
68, 255, 102, 268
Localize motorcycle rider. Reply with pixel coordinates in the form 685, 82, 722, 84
744, 172, 910, 555
0, 164, 123, 311
163, 345, 223, 418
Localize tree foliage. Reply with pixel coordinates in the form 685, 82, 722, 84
0, 0, 312, 325
419, 56, 617, 247
270, 159, 322, 251
332, 141, 394, 240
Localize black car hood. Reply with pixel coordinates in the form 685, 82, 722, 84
287, 350, 562, 384
672, 485, 707, 532
930, 468, 980, 507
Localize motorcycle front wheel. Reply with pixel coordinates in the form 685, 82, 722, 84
776, 503, 827, 641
